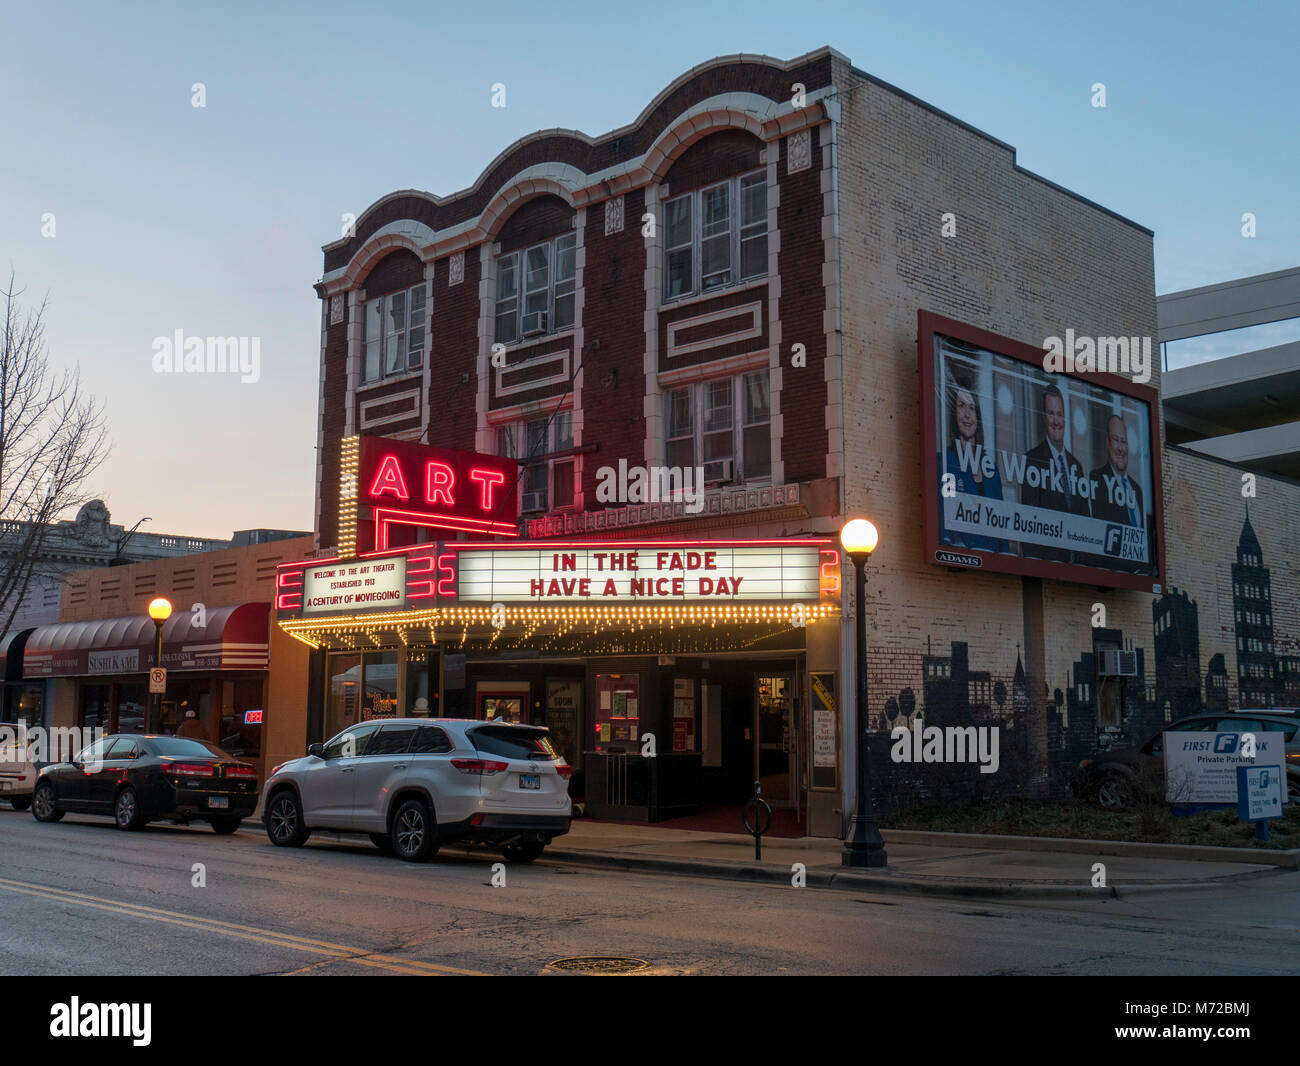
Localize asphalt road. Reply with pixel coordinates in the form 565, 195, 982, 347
2, 807, 1298, 976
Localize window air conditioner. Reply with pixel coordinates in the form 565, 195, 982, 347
702, 458, 732, 485
522, 491, 547, 513
1100, 649, 1138, 677
521, 310, 547, 336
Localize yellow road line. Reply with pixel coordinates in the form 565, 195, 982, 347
0, 876, 486, 976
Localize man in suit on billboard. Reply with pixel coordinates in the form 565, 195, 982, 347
1020, 384, 1090, 563
1089, 415, 1148, 572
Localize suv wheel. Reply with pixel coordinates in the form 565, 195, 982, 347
32, 782, 63, 822
209, 815, 241, 835
1095, 774, 1133, 810
114, 787, 145, 830
10, 795, 31, 812
266, 790, 310, 847
501, 839, 545, 864
390, 799, 438, 862
1288, 777, 1300, 805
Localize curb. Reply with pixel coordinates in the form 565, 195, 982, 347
879, 829, 1300, 868
540, 846, 1292, 900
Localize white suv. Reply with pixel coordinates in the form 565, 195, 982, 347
0, 723, 38, 811
261, 718, 572, 862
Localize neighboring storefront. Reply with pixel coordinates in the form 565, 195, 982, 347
34, 536, 315, 778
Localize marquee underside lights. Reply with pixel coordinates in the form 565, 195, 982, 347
279, 601, 836, 653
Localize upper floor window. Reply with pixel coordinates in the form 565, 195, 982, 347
664, 371, 771, 484
496, 411, 575, 514
495, 233, 576, 345
363, 284, 426, 383
664, 170, 767, 301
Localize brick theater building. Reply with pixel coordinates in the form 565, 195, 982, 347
281, 47, 1299, 835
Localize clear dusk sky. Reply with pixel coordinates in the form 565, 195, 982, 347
1, 0, 1296, 539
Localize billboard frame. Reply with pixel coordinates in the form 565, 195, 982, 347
917, 309, 1166, 593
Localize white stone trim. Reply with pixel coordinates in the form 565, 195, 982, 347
643, 183, 663, 469
496, 350, 570, 398
820, 112, 844, 488
344, 289, 361, 436
476, 244, 495, 455
767, 147, 784, 487
448, 251, 464, 286
359, 387, 421, 429
421, 262, 434, 439
787, 128, 812, 174
665, 302, 763, 359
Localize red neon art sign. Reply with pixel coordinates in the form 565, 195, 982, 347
355, 436, 518, 551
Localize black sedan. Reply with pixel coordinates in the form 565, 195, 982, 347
31, 734, 259, 833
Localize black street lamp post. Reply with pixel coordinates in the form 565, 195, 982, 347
147, 597, 172, 733
841, 518, 887, 868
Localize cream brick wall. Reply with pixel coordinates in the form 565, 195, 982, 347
834, 57, 1160, 745
831, 57, 1299, 747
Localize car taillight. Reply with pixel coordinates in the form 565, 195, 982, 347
225, 765, 257, 778
165, 763, 216, 777
555, 763, 573, 778
450, 758, 508, 775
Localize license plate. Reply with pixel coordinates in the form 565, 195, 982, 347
519, 774, 540, 790
207, 796, 229, 809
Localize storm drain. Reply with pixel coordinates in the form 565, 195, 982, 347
548, 956, 650, 975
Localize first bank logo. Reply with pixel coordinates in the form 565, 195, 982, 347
50, 998, 151, 1046
1214, 733, 1240, 754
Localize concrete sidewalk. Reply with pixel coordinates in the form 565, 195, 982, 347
539, 820, 1300, 899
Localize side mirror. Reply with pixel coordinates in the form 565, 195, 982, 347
307, 743, 324, 758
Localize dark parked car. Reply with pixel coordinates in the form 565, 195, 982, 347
1073, 711, 1300, 808
31, 734, 259, 832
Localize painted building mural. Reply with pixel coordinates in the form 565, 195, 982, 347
867, 505, 1297, 805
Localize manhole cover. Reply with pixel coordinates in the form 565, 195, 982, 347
548, 956, 650, 974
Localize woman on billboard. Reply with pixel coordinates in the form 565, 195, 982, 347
938, 380, 1010, 554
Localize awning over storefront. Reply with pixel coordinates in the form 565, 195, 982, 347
23, 603, 270, 678
0, 629, 35, 682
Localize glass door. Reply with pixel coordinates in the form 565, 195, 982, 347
755, 674, 796, 806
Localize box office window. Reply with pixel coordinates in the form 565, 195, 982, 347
594, 674, 640, 750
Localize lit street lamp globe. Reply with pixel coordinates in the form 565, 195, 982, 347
148, 597, 173, 623
840, 518, 879, 559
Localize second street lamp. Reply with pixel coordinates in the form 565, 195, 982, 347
841, 518, 887, 868
147, 597, 172, 733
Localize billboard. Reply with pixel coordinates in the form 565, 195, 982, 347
919, 311, 1164, 591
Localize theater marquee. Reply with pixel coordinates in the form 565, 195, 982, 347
277, 539, 841, 625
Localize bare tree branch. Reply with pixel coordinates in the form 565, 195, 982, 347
0, 273, 112, 634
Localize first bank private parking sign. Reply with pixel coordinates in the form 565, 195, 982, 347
1163, 730, 1287, 805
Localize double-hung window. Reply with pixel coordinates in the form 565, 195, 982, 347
363, 284, 426, 383
495, 233, 577, 345
663, 170, 767, 301
495, 410, 575, 513
663, 371, 771, 482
